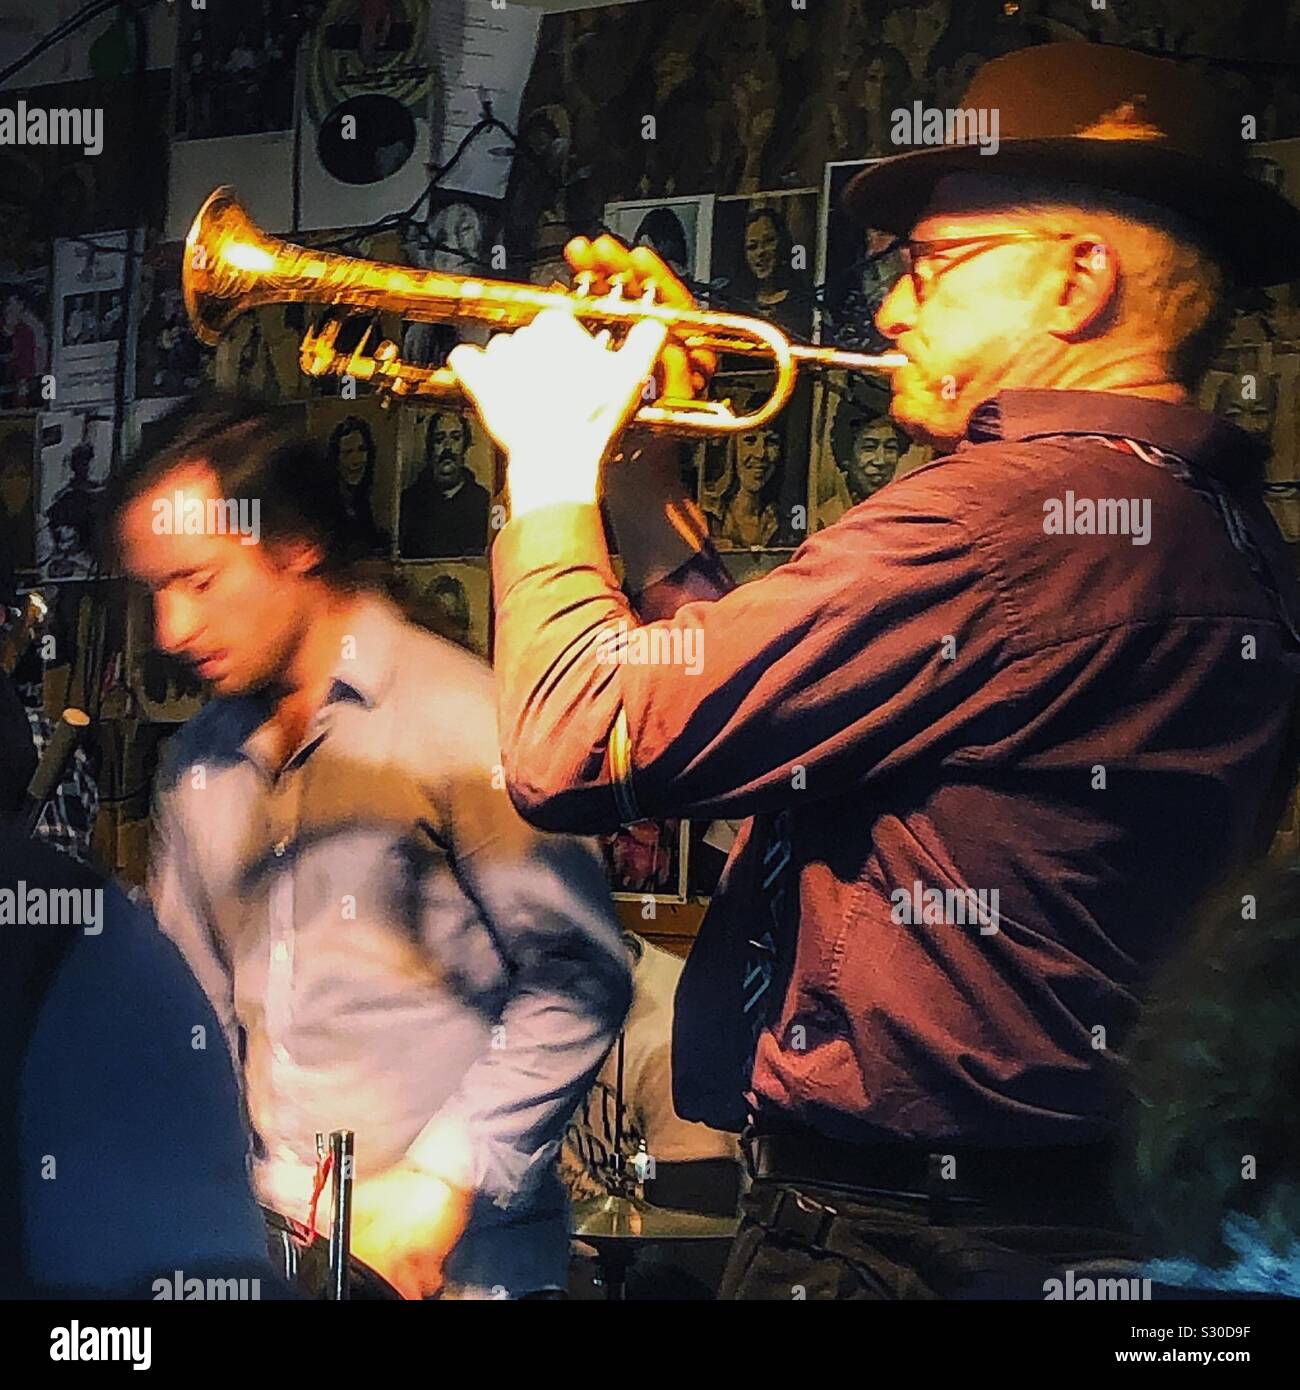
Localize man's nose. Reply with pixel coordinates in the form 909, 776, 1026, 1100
153, 592, 201, 655
875, 272, 917, 341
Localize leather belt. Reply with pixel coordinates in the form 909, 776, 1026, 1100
745, 1128, 1121, 1213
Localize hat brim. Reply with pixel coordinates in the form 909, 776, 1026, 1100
841, 140, 1300, 286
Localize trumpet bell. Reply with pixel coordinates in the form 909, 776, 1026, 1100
183, 187, 281, 346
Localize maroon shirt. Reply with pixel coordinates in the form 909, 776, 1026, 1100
491, 390, 1300, 1145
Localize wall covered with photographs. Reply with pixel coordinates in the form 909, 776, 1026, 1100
3, 0, 1300, 930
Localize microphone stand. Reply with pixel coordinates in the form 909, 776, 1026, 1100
21, 707, 90, 837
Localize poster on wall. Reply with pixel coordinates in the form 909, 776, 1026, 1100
809, 369, 931, 531
428, 0, 542, 201
816, 158, 905, 355
395, 403, 497, 560
210, 305, 310, 404
710, 189, 819, 343
130, 243, 212, 400
0, 269, 51, 410
50, 230, 135, 407
305, 396, 399, 560
36, 406, 115, 582
390, 559, 491, 658
599, 819, 688, 904
603, 195, 714, 287
174, 6, 297, 140
298, 0, 437, 231
695, 373, 811, 551
394, 192, 500, 368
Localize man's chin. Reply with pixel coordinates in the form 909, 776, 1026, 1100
888, 384, 963, 454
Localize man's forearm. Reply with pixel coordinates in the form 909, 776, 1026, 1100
602, 433, 734, 616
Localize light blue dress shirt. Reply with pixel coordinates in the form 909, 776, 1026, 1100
148, 595, 630, 1296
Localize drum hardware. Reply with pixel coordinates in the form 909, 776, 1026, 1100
325, 1128, 353, 1302
261, 1129, 401, 1300
570, 1029, 739, 1299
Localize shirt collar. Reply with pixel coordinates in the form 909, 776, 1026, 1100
237, 591, 402, 768
965, 390, 1268, 485
322, 592, 402, 711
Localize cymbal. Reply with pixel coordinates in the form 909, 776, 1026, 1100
570, 1193, 739, 1241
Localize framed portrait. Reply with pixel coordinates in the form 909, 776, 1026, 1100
599, 818, 688, 904
395, 403, 497, 560
695, 372, 811, 551
0, 413, 38, 578
603, 195, 715, 287
809, 369, 931, 530
710, 189, 819, 345
816, 158, 906, 355
37, 407, 115, 582
306, 396, 399, 560
388, 560, 491, 659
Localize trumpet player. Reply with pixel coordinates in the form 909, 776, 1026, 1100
110, 397, 631, 1299
451, 44, 1300, 1299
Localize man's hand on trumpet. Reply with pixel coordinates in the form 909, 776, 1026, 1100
448, 235, 716, 518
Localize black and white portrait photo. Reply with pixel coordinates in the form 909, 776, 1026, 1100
696, 374, 811, 550
710, 191, 818, 342
397, 405, 496, 559
817, 159, 909, 355
604, 195, 714, 285
307, 397, 398, 560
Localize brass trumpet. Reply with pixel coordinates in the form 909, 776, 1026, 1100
184, 187, 904, 437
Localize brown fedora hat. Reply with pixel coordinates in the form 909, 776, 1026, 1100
842, 42, 1300, 286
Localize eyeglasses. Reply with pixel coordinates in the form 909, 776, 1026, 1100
879, 231, 1078, 305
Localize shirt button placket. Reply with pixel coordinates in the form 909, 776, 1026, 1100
266, 779, 297, 1076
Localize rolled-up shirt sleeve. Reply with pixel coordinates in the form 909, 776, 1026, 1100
404, 693, 632, 1209
490, 464, 1018, 835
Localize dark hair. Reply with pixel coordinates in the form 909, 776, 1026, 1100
1118, 857, 1300, 1269
103, 392, 364, 580
327, 415, 377, 496
734, 206, 796, 298
829, 403, 907, 471
424, 410, 471, 464
632, 208, 689, 271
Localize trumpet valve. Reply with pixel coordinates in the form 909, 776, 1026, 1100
300, 318, 343, 377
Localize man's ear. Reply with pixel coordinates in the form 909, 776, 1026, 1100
1050, 236, 1119, 341
269, 536, 326, 578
